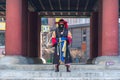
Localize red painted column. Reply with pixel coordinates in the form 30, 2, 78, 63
90, 12, 98, 59
98, 0, 119, 56
6, 0, 28, 55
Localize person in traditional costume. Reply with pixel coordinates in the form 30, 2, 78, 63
52, 19, 72, 72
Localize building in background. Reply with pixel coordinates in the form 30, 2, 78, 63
68, 23, 90, 63
64, 18, 90, 63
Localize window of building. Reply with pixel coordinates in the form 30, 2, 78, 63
80, 18, 85, 24
77, 18, 79, 24
83, 36, 86, 41
83, 29, 86, 35
85, 18, 90, 23
82, 28, 87, 42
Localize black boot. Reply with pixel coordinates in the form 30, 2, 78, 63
66, 65, 71, 72
55, 64, 59, 72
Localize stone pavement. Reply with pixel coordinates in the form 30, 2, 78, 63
0, 64, 120, 80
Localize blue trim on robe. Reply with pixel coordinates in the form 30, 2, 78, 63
57, 37, 67, 63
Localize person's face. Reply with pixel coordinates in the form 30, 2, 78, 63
59, 22, 64, 29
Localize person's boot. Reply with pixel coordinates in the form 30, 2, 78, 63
55, 64, 59, 72
66, 65, 71, 72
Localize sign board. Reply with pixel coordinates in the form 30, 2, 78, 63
0, 22, 5, 30
41, 25, 50, 32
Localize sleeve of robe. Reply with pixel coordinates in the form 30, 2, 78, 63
52, 31, 57, 47
67, 31, 72, 45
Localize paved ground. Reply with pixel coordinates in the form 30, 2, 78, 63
0, 56, 120, 80
0, 64, 120, 80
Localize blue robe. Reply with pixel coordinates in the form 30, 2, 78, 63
53, 28, 72, 64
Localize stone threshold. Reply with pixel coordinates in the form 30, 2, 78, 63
0, 64, 120, 70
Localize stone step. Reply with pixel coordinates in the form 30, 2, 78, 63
0, 64, 105, 70
0, 70, 120, 80
0, 64, 120, 80
0, 64, 120, 71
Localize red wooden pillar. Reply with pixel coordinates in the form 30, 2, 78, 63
6, 0, 28, 56
98, 0, 119, 56
90, 12, 98, 59
22, 0, 28, 56
28, 12, 40, 57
